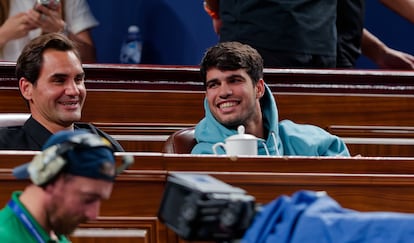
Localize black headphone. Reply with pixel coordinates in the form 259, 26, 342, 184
19, 132, 133, 185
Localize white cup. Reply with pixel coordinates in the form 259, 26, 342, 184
212, 125, 259, 156
212, 139, 258, 156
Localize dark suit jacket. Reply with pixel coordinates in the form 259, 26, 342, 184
0, 116, 124, 152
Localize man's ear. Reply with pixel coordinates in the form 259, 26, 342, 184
256, 79, 265, 98
19, 77, 33, 101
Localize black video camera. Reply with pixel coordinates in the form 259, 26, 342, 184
158, 173, 256, 242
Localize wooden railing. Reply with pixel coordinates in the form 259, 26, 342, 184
1, 152, 414, 242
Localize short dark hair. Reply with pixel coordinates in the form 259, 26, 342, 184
200, 41, 264, 85
15, 32, 81, 85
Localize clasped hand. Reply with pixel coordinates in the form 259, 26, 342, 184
29, 3, 65, 34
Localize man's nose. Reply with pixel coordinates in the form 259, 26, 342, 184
219, 82, 233, 97
84, 201, 100, 220
65, 81, 81, 95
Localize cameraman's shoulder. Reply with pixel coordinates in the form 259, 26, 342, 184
0, 209, 21, 243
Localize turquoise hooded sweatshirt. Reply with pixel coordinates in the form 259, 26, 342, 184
191, 84, 350, 156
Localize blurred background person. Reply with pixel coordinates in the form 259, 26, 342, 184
337, 0, 414, 69
204, 0, 338, 68
0, 0, 98, 63
204, 0, 414, 69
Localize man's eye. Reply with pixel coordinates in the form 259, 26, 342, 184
83, 197, 98, 204
230, 78, 242, 83
53, 79, 65, 84
207, 82, 218, 89
75, 78, 84, 84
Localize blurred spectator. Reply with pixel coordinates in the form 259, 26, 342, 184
0, 0, 98, 62
204, 0, 414, 69
337, 0, 414, 69
204, 0, 338, 68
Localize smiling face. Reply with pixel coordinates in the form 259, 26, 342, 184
19, 49, 86, 132
205, 67, 265, 129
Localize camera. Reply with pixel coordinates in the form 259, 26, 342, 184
158, 173, 257, 242
35, 0, 60, 10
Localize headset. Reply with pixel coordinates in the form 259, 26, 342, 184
15, 132, 134, 186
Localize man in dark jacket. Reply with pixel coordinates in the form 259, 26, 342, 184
0, 33, 123, 151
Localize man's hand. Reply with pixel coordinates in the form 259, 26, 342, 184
28, 4, 65, 34
212, 18, 222, 35
0, 13, 36, 46
376, 47, 414, 69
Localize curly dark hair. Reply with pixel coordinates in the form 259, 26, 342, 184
200, 41, 264, 86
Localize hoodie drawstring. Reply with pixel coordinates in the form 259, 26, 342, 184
271, 132, 281, 155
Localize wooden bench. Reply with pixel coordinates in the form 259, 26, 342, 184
1, 64, 414, 156
2, 152, 414, 242
1, 90, 413, 156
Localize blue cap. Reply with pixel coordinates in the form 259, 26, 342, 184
13, 130, 117, 185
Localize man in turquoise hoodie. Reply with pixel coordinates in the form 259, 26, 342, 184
192, 42, 350, 156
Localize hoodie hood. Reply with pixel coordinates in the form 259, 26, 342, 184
192, 83, 283, 155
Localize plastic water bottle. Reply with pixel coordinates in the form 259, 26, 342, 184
120, 25, 143, 64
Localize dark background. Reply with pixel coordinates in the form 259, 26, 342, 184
87, 0, 414, 69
